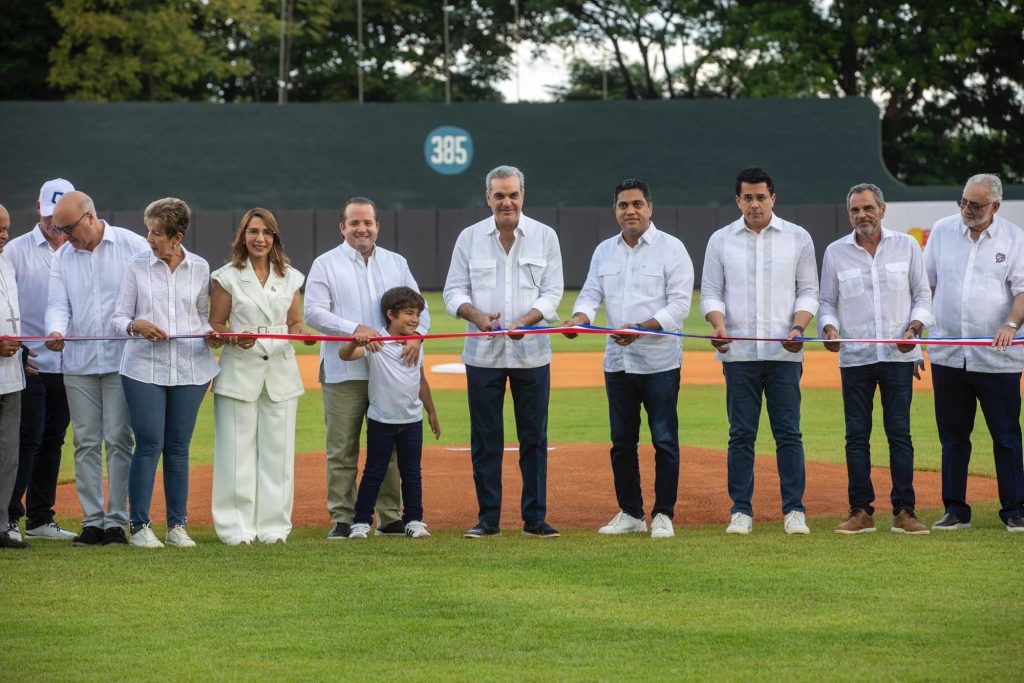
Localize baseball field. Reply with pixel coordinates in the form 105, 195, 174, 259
4, 291, 1022, 680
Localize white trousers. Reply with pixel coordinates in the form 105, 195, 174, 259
212, 390, 297, 544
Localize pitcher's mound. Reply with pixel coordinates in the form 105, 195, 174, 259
54, 444, 999, 529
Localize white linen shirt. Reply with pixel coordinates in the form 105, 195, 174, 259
700, 213, 819, 363
4, 226, 63, 373
819, 228, 933, 368
111, 249, 219, 386
366, 333, 424, 424
0, 253, 26, 394
443, 214, 563, 369
304, 242, 429, 384
573, 224, 694, 374
45, 222, 150, 376
924, 213, 1024, 373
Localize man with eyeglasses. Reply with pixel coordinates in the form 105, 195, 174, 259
45, 191, 149, 546
3, 179, 77, 543
700, 167, 819, 536
924, 173, 1024, 532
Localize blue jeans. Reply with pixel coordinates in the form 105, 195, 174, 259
122, 377, 208, 531
931, 364, 1024, 523
355, 418, 424, 525
9, 372, 69, 527
722, 361, 806, 516
840, 362, 916, 515
465, 364, 550, 526
605, 368, 680, 519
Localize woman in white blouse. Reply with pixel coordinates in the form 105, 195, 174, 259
208, 208, 312, 545
112, 198, 221, 549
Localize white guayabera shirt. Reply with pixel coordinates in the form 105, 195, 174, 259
304, 242, 429, 384
819, 228, 933, 367
925, 213, 1024, 373
4, 225, 64, 373
45, 222, 150, 376
700, 213, 819, 363
111, 249, 219, 386
572, 223, 694, 374
0, 253, 25, 394
443, 214, 563, 369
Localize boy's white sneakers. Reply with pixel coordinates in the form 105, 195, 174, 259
726, 512, 753, 535
348, 523, 371, 539
598, 511, 647, 535
405, 521, 431, 538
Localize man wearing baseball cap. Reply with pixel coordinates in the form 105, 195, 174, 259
3, 179, 76, 543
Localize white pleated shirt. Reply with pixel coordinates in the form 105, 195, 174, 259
45, 222, 150, 376
925, 213, 1024, 373
443, 214, 563, 369
304, 242, 430, 384
819, 228, 933, 367
700, 213, 819, 363
572, 224, 694, 374
366, 333, 425, 425
0, 254, 26, 394
112, 249, 219, 386
4, 226, 64, 373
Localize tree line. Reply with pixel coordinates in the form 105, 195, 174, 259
1, 0, 1021, 186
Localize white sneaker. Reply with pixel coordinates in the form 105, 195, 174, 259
349, 523, 371, 539
6, 522, 22, 542
598, 511, 647, 535
726, 512, 753, 535
650, 513, 675, 539
405, 521, 431, 539
166, 525, 197, 548
784, 511, 811, 535
130, 524, 164, 548
25, 522, 77, 540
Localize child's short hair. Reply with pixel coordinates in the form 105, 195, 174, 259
380, 286, 426, 321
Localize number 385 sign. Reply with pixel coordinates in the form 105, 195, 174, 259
424, 126, 473, 175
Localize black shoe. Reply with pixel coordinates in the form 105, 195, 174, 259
72, 525, 105, 546
326, 522, 351, 540
101, 527, 128, 545
931, 512, 971, 531
523, 521, 560, 538
464, 522, 501, 538
375, 520, 407, 537
0, 534, 30, 549
1005, 515, 1024, 533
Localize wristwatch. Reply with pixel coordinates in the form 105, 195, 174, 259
1005, 321, 1019, 330
790, 325, 805, 335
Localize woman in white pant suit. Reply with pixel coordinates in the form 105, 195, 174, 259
209, 208, 313, 545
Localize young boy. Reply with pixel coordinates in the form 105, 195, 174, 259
340, 286, 441, 539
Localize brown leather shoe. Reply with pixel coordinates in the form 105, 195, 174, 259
835, 508, 875, 534
892, 509, 930, 535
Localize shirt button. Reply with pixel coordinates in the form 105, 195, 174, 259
261, 355, 269, 360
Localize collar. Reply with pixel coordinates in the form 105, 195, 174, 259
486, 215, 526, 237
340, 240, 374, 263
842, 225, 893, 248
617, 222, 659, 246
148, 245, 191, 267
959, 217, 1000, 240
733, 213, 780, 234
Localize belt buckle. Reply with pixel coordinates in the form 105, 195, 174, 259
257, 326, 269, 334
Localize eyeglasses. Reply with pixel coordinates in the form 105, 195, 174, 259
957, 198, 996, 212
54, 211, 90, 235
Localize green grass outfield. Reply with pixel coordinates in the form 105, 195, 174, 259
10, 290, 1022, 680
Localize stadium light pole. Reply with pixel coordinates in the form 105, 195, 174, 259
443, 4, 452, 105
357, 0, 364, 104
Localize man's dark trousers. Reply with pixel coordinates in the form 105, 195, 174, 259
466, 364, 550, 526
9, 372, 70, 528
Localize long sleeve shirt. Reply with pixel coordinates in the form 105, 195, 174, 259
4, 225, 63, 373
0, 254, 26, 394
44, 222, 150, 376
111, 249, 219, 386
925, 213, 1024, 373
572, 224, 693, 374
443, 214, 563, 369
700, 213, 819, 363
304, 242, 429, 384
819, 228, 932, 367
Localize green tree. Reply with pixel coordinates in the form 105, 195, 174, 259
0, 0, 62, 100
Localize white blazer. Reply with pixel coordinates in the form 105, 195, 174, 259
211, 259, 305, 402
